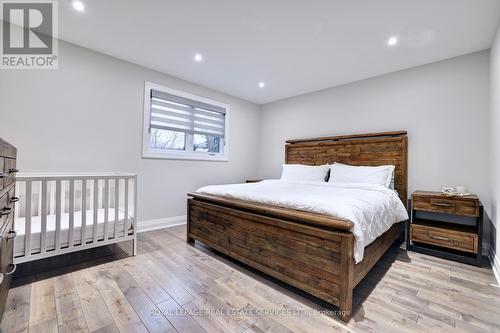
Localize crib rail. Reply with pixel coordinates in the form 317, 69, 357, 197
14, 172, 137, 264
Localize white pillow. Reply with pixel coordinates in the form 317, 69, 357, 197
280, 164, 329, 182
328, 162, 395, 188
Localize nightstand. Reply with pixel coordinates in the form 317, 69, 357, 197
407, 191, 483, 266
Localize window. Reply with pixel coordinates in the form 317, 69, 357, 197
142, 82, 229, 161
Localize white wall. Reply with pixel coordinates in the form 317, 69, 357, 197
490, 22, 500, 280
259, 51, 491, 215
0, 41, 261, 224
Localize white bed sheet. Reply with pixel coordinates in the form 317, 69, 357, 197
197, 180, 409, 263
14, 208, 131, 257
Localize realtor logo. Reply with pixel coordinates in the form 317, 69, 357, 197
1, 0, 58, 69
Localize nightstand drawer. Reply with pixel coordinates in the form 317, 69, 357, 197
412, 196, 479, 217
410, 224, 477, 253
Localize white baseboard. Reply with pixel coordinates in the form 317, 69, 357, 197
138, 215, 187, 233
489, 246, 500, 286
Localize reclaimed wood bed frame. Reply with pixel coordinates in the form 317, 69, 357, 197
187, 131, 408, 322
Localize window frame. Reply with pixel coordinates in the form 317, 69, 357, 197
142, 81, 230, 161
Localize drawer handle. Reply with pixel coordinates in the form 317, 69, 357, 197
10, 197, 19, 203
8, 168, 19, 174
6, 264, 16, 276
0, 207, 12, 217
432, 202, 454, 207
7, 230, 16, 239
430, 235, 451, 241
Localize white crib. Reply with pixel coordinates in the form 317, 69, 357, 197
13, 173, 137, 264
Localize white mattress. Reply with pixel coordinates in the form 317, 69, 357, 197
197, 180, 409, 263
14, 208, 131, 257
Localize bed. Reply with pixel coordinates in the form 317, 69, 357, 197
187, 131, 408, 321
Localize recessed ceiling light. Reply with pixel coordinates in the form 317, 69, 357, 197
387, 36, 398, 46
72, 0, 85, 12
258, 82, 265, 88
194, 53, 203, 62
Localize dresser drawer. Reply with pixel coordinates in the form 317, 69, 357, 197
0, 215, 14, 273
2, 158, 16, 189
0, 192, 10, 233
0, 214, 14, 317
4, 186, 17, 233
412, 195, 479, 217
411, 223, 477, 253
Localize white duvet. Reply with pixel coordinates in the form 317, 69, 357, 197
196, 180, 409, 263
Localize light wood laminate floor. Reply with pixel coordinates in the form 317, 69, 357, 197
2, 225, 500, 333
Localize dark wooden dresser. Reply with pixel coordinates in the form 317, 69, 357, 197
0, 139, 17, 318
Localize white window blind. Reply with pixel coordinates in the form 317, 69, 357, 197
150, 89, 226, 138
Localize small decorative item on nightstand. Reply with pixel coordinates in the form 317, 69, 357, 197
407, 190, 483, 266
245, 179, 263, 183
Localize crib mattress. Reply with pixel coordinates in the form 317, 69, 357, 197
14, 208, 132, 257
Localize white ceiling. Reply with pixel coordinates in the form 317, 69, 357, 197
58, 0, 500, 104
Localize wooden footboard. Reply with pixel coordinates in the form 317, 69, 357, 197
187, 196, 402, 322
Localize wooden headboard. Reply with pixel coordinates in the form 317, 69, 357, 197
285, 131, 408, 205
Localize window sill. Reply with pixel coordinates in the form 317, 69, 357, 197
142, 151, 228, 162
